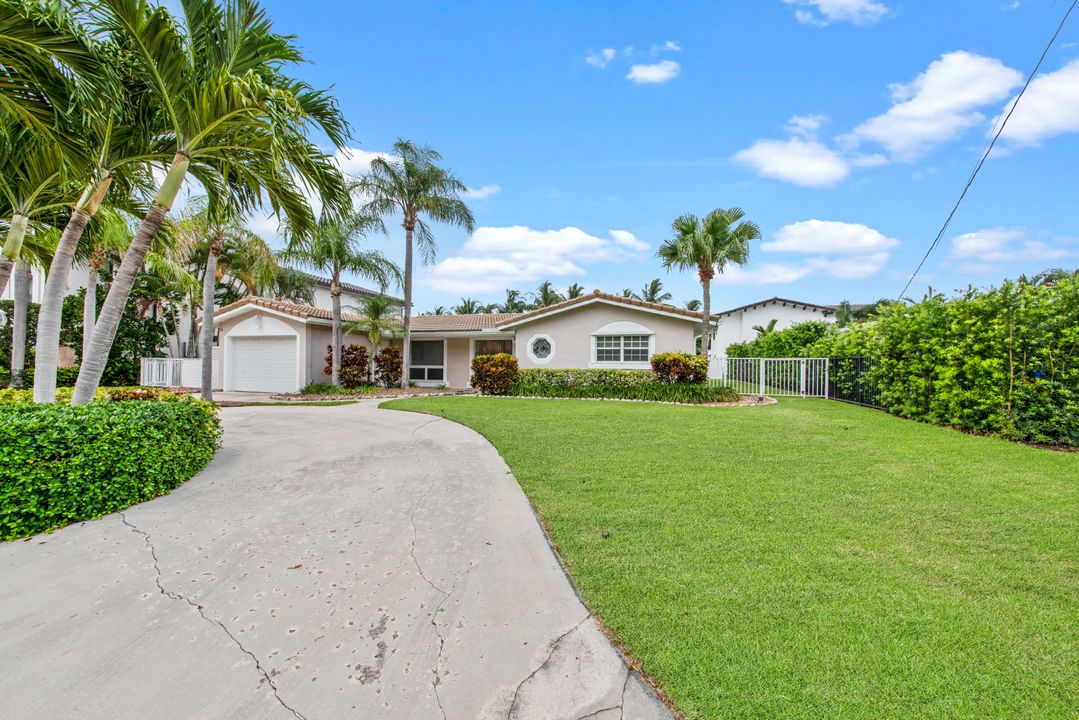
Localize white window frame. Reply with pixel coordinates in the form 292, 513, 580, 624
590, 334, 654, 368
408, 338, 447, 386
526, 333, 556, 364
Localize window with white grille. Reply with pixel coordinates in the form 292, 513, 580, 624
594, 335, 650, 363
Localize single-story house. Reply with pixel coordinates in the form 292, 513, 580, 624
209, 291, 845, 392
210, 291, 709, 392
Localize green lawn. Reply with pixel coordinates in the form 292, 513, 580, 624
381, 397, 1079, 720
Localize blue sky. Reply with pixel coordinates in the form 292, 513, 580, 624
243, 0, 1078, 312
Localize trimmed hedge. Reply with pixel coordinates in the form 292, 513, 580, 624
471, 353, 519, 395
511, 368, 738, 403
0, 398, 221, 540
515, 368, 655, 388
0, 386, 182, 405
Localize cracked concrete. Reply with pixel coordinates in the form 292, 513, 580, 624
0, 401, 673, 720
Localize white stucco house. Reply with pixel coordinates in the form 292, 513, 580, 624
205, 291, 843, 392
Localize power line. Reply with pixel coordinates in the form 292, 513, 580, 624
898, 0, 1078, 300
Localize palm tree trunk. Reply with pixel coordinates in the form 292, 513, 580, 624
33, 176, 111, 402
330, 273, 342, 387
700, 275, 712, 356
9, 262, 31, 389
82, 260, 98, 361
401, 224, 414, 389
72, 153, 189, 404
200, 244, 218, 401
0, 213, 29, 297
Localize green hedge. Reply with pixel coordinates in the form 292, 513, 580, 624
0, 398, 221, 540
515, 368, 656, 388
471, 353, 519, 395
726, 276, 1079, 446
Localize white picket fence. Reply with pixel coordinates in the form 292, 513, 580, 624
712, 357, 829, 398
141, 350, 221, 389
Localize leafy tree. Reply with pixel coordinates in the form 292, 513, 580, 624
639, 278, 672, 304
684, 298, 702, 312
658, 208, 760, 355
71, 0, 349, 404
499, 289, 528, 313
454, 297, 483, 314
532, 281, 564, 308
835, 300, 853, 327
753, 318, 778, 337
359, 139, 474, 387
344, 294, 403, 379
566, 283, 585, 299
280, 208, 397, 387
268, 267, 316, 305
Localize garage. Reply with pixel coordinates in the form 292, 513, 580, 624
231, 335, 298, 392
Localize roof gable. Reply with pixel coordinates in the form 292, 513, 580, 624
496, 291, 708, 329
714, 296, 836, 318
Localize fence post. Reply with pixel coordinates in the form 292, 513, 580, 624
824, 358, 830, 400
800, 359, 807, 397
758, 358, 765, 398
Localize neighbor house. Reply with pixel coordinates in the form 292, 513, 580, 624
204, 291, 842, 392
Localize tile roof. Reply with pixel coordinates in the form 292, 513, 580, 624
411, 313, 521, 332
495, 290, 708, 327
211, 296, 367, 323
302, 272, 404, 304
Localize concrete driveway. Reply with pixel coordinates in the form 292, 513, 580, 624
0, 401, 673, 720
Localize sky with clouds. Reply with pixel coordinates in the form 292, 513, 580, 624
220, 0, 1079, 311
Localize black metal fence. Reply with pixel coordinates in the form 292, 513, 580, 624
826, 356, 884, 409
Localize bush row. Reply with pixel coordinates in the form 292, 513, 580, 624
1, 396, 221, 540
0, 386, 183, 405
727, 276, 1079, 446
509, 375, 739, 404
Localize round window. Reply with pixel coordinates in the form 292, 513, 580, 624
531, 337, 552, 359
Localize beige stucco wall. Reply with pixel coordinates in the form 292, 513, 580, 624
445, 338, 472, 388
512, 302, 699, 371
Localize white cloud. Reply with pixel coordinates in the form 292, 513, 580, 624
626, 60, 681, 84
732, 137, 849, 187
842, 51, 1023, 161
806, 252, 890, 278
423, 226, 646, 293
784, 0, 889, 25
334, 147, 393, 177
650, 40, 682, 55
722, 263, 814, 285
586, 48, 616, 68
996, 59, 1079, 146
609, 229, 649, 251
949, 227, 1075, 270
764, 220, 900, 254
464, 184, 502, 200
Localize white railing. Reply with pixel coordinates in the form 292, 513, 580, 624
140, 358, 183, 387
712, 357, 829, 398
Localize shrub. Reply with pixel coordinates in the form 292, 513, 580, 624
300, 382, 377, 395
509, 379, 739, 404
374, 346, 402, 387
515, 368, 655, 389
0, 386, 179, 405
651, 353, 709, 384
471, 353, 519, 395
324, 344, 370, 388
0, 397, 221, 540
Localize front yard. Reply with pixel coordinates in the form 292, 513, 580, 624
382, 397, 1078, 719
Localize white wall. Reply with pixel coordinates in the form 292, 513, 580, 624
711, 300, 836, 357
1, 260, 88, 304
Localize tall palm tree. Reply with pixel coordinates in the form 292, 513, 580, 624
532, 281, 564, 308
344, 294, 403, 379
358, 139, 474, 387
499, 288, 528, 313
8, 262, 31, 388
71, 0, 349, 404
639, 278, 672, 304
658, 208, 760, 356
281, 210, 398, 386
566, 283, 585, 299
453, 297, 482, 314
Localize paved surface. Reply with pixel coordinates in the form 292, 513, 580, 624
0, 401, 673, 720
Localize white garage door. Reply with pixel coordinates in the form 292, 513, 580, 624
232, 336, 297, 392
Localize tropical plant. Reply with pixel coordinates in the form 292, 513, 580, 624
684, 298, 702, 312
373, 345, 402, 387
621, 288, 635, 298
7, 262, 31, 387
70, 0, 350, 404
566, 283, 585, 300
470, 353, 519, 395
752, 319, 778, 337
532, 281, 564, 308
658, 208, 760, 356
499, 289, 528, 313
280, 208, 396, 387
344, 294, 403, 378
453, 297, 482, 314
267, 267, 316, 305
358, 139, 475, 387
639, 278, 672, 304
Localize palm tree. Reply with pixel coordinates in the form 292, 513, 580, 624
639, 278, 672, 304
344, 294, 403, 379
753, 319, 778, 337
684, 299, 702, 312
499, 289, 528, 313
281, 210, 398, 387
658, 208, 760, 356
267, 267, 316, 305
8, 262, 31, 388
358, 139, 474, 387
454, 297, 483, 314
71, 0, 349, 404
566, 283, 585, 299
621, 288, 636, 299
532, 281, 564, 308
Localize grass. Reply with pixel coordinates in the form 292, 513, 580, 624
380, 397, 1079, 719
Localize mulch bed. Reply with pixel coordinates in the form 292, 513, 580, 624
269, 388, 479, 401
